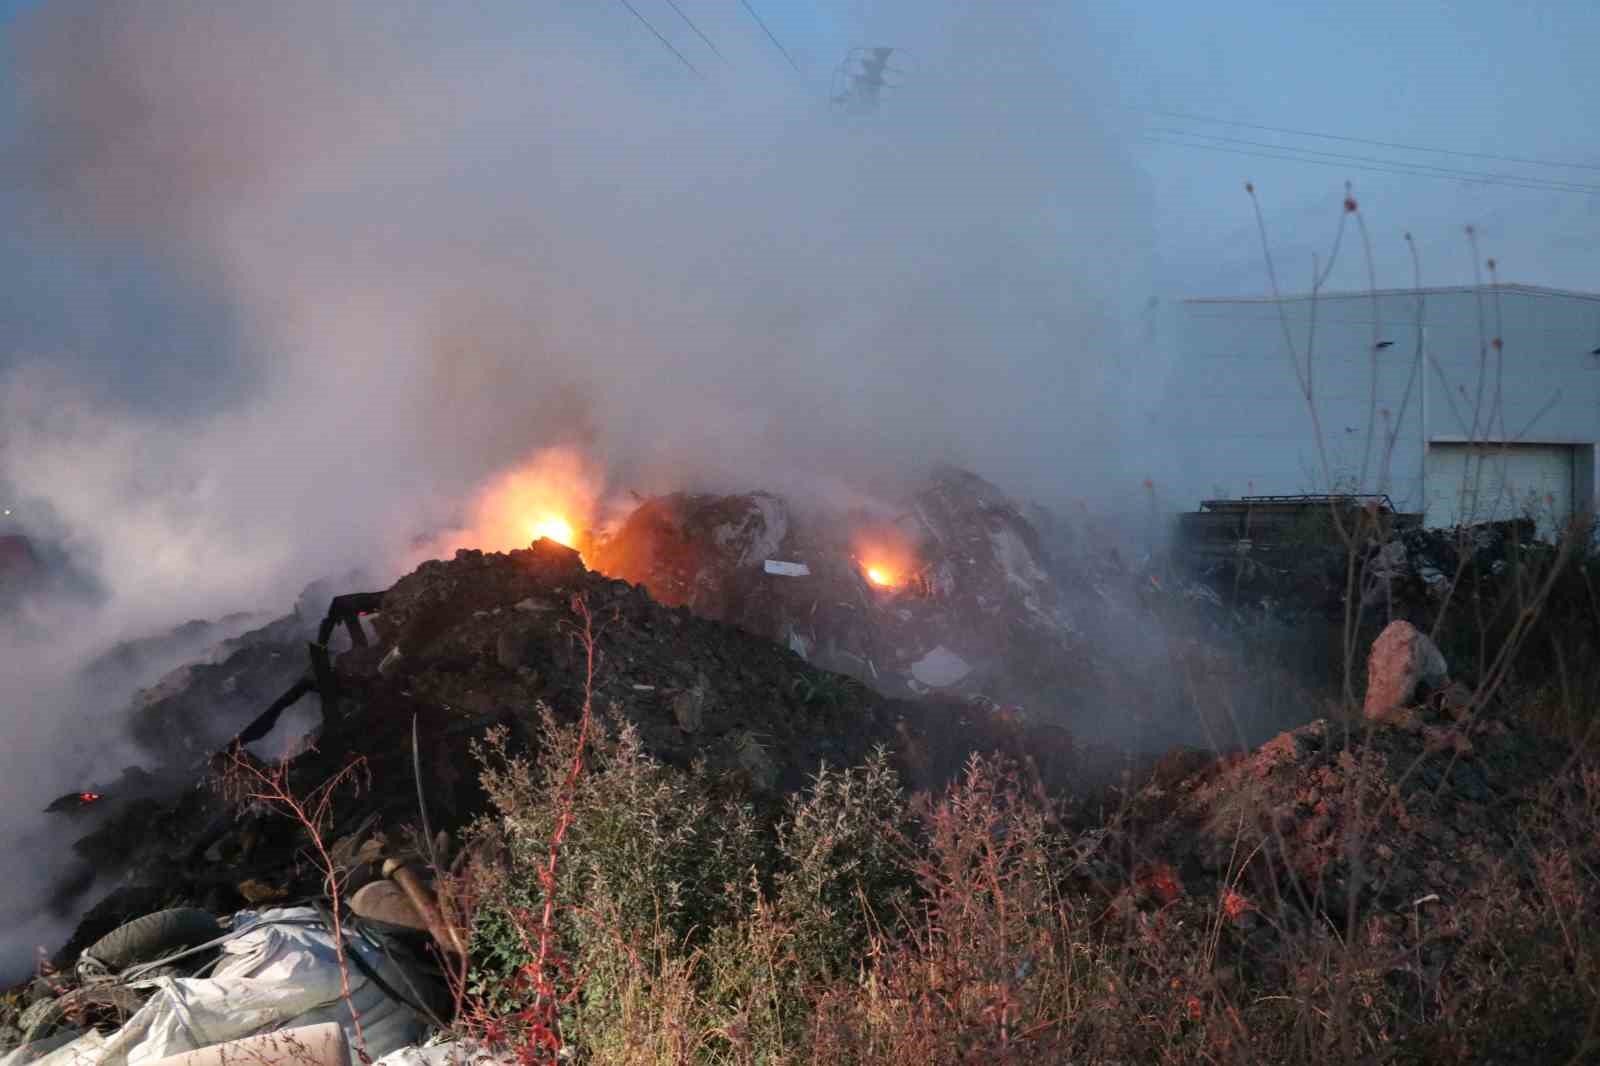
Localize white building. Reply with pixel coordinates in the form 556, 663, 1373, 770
1159, 284, 1600, 536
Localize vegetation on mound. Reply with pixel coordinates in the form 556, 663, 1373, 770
437, 690, 1598, 1065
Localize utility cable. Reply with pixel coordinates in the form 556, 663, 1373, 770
740, 0, 800, 73
1142, 136, 1600, 196
1146, 129, 1600, 194
663, 0, 726, 62
617, 0, 702, 77
1142, 106, 1600, 173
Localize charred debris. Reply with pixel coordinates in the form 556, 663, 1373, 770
29, 467, 1594, 983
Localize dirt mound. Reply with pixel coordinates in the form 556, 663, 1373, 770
1101, 694, 1576, 931
45, 538, 1081, 969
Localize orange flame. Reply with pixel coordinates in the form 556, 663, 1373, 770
853, 517, 917, 592
529, 515, 578, 549
440, 446, 601, 558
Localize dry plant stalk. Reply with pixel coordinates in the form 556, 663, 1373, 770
441, 593, 602, 1065
220, 748, 374, 1063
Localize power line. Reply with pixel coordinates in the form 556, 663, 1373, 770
662, 0, 726, 63
1142, 135, 1600, 196
616, 0, 702, 77
1143, 135, 1595, 194
1146, 128, 1600, 194
739, 0, 800, 74
1144, 107, 1600, 173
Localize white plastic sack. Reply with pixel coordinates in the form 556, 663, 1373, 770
7, 908, 426, 1066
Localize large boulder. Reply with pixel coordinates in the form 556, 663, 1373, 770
1363, 620, 1448, 720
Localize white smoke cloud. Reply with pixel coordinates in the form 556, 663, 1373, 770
3, 1, 1151, 615
0, 0, 1154, 969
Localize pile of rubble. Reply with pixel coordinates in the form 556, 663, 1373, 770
1175, 508, 1560, 624
38, 536, 1082, 972
9, 470, 1594, 1065
36, 466, 1327, 940
588, 466, 1143, 726
1082, 619, 1583, 950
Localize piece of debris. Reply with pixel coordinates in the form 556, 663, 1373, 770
378, 646, 405, 678
763, 560, 811, 577
909, 645, 973, 689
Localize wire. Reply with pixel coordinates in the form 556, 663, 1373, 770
740, 0, 801, 73
1146, 129, 1600, 194
1142, 136, 1600, 196
662, 0, 726, 62
1143, 107, 1600, 173
617, 0, 702, 77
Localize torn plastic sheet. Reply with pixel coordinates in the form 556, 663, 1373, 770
1, 908, 426, 1066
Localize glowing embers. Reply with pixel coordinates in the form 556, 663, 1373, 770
45, 790, 103, 814
853, 518, 918, 592
864, 565, 896, 589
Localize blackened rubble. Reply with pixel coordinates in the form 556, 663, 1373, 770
45, 537, 1079, 970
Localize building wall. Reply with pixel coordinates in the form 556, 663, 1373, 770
1159, 286, 1600, 527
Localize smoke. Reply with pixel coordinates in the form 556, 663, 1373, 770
2, 0, 1150, 616
0, 1, 1152, 968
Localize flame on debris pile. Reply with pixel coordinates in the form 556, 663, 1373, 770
529, 515, 578, 550
440, 446, 602, 559
44, 791, 104, 814
853, 521, 919, 592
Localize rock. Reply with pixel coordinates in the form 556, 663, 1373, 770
671, 691, 701, 733
1363, 620, 1448, 721
671, 675, 710, 734
495, 629, 532, 672
729, 731, 779, 793
1436, 681, 1475, 721
349, 880, 427, 933
237, 879, 290, 904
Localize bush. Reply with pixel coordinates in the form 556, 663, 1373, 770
450, 707, 1600, 1064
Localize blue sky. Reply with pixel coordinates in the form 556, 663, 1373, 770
1113, 0, 1599, 294
549, 0, 1600, 294
751, 0, 1600, 294
1, 0, 1594, 304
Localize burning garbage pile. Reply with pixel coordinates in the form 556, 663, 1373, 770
10, 557, 1596, 1063
8, 446, 1597, 1064
587, 466, 1112, 720
28, 533, 1084, 979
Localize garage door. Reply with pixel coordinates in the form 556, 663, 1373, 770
1424, 443, 1576, 538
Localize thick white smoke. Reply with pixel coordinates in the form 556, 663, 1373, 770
2, 1, 1152, 618
0, 1, 1154, 969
